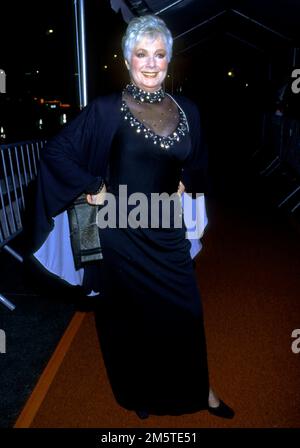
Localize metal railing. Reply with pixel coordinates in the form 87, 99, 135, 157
0, 139, 46, 310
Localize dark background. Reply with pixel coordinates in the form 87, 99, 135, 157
1, 0, 299, 143
1, 0, 300, 191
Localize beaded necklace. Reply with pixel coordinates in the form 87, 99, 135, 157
125, 83, 165, 103
121, 84, 188, 149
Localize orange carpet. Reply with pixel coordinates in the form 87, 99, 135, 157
16, 197, 300, 428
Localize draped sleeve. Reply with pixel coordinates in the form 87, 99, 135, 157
32, 93, 121, 251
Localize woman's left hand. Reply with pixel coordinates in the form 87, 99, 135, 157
177, 181, 185, 195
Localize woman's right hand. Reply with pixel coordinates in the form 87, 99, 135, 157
86, 184, 107, 205
177, 181, 185, 195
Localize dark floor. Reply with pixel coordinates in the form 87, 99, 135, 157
0, 242, 86, 428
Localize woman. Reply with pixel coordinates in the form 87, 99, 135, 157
33, 15, 234, 419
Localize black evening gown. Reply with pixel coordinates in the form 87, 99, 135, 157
94, 115, 209, 416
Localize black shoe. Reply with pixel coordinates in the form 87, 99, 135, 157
208, 400, 235, 419
136, 409, 149, 420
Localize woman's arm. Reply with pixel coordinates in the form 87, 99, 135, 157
33, 99, 104, 250
180, 100, 210, 198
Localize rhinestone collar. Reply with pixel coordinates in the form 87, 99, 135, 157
120, 98, 189, 150
124, 83, 165, 104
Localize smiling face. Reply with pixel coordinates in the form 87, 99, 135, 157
126, 34, 168, 92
